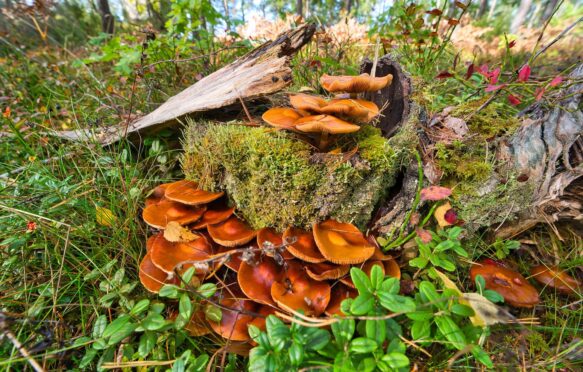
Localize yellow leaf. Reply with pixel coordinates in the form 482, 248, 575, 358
96, 206, 117, 227
164, 221, 200, 242
434, 202, 453, 227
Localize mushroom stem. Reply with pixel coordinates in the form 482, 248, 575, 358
318, 132, 331, 152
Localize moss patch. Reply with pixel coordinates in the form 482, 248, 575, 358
181, 121, 402, 231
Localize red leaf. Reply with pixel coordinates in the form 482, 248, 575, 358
420, 186, 452, 201
448, 19, 460, 26
477, 64, 489, 78
426, 8, 443, 16
436, 71, 454, 79
507, 94, 521, 106
444, 209, 458, 224
517, 64, 531, 82
465, 63, 475, 80
415, 228, 433, 243
535, 87, 545, 101
485, 84, 506, 92
549, 75, 563, 87
508, 40, 516, 48
489, 67, 500, 84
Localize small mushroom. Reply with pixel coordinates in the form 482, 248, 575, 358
247, 305, 277, 333
283, 227, 326, 263
470, 261, 540, 308
139, 253, 180, 293
145, 183, 171, 206
215, 245, 245, 272
142, 199, 206, 229
530, 265, 580, 296
164, 180, 224, 206
257, 228, 293, 259
294, 114, 360, 151
262, 107, 303, 129
207, 216, 257, 247
183, 310, 212, 337
325, 284, 358, 316
238, 255, 281, 305
305, 262, 350, 281
150, 233, 214, 274
320, 99, 379, 122
208, 297, 259, 341
320, 73, 393, 94
313, 219, 375, 265
289, 93, 327, 113
146, 233, 161, 253
271, 261, 331, 316
192, 205, 236, 230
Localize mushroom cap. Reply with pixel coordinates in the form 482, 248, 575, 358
325, 284, 358, 316
215, 245, 245, 272
262, 107, 303, 129
146, 233, 161, 253
270, 262, 331, 316
305, 262, 350, 281
238, 255, 281, 305
294, 115, 360, 134
320, 99, 379, 122
207, 216, 257, 247
470, 261, 540, 308
257, 228, 294, 259
530, 265, 580, 296
383, 258, 401, 279
283, 227, 326, 263
289, 94, 327, 113
247, 305, 276, 333
320, 73, 393, 93
313, 219, 375, 264
142, 199, 206, 229
139, 253, 179, 293
208, 298, 259, 341
192, 205, 236, 229
150, 234, 213, 274
164, 180, 224, 206
145, 183, 171, 207
184, 311, 211, 336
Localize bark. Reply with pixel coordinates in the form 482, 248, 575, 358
540, 0, 559, 24
477, 0, 488, 18
54, 24, 316, 145
98, 0, 114, 34
510, 0, 533, 33
344, 0, 353, 13
297, 0, 303, 17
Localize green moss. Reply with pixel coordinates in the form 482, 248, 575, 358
181, 121, 402, 231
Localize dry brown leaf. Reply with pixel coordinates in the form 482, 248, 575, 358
164, 221, 200, 242
434, 202, 454, 227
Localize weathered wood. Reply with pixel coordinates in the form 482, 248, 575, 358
55, 23, 315, 145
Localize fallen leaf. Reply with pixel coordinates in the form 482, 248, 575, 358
434, 202, 454, 227
409, 212, 420, 226
96, 206, 117, 227
420, 186, 452, 201
549, 76, 563, 87
164, 221, 200, 242
443, 116, 468, 136
517, 64, 531, 82
507, 94, 521, 106
535, 87, 545, 101
415, 228, 432, 243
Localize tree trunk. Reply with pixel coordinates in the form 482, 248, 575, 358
296, 0, 303, 17
344, 0, 353, 13
98, 0, 115, 34
540, 0, 559, 24
477, 0, 488, 18
488, 0, 497, 19
510, 0, 533, 33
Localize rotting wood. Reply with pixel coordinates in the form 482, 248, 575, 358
54, 23, 316, 145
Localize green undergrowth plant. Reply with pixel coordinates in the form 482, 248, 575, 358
409, 226, 468, 272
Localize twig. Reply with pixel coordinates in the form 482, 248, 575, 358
370, 37, 381, 78
531, 16, 582, 63
0, 316, 45, 372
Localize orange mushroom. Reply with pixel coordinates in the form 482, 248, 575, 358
257, 228, 293, 259
313, 219, 375, 265
305, 262, 350, 281
146, 233, 161, 253
320, 99, 379, 122
247, 305, 276, 333
192, 205, 235, 230
320, 73, 393, 94
215, 244, 245, 272
294, 115, 360, 151
289, 94, 327, 113
207, 216, 257, 247
208, 297, 259, 341
283, 227, 326, 263
150, 234, 214, 274
325, 284, 358, 316
139, 253, 180, 293
238, 255, 281, 305
470, 261, 540, 308
143, 199, 206, 229
262, 107, 303, 129
530, 265, 580, 296
164, 180, 224, 206
271, 262, 331, 316
145, 183, 171, 207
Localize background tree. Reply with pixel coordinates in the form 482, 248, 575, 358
510, 0, 533, 33
98, 0, 115, 34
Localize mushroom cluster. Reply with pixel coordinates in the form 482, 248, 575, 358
262, 73, 392, 150
138, 179, 400, 341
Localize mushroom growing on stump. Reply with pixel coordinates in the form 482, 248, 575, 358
139, 253, 180, 293
257, 227, 293, 259
262, 107, 305, 130
320, 99, 380, 122
289, 93, 327, 113
325, 284, 358, 316
470, 260, 540, 308
208, 297, 260, 341
192, 204, 235, 229
530, 265, 580, 296
142, 199, 206, 229
238, 255, 281, 305
164, 180, 224, 205
207, 216, 257, 247
320, 73, 393, 98
283, 227, 326, 263
149, 233, 214, 274
294, 115, 360, 151
313, 219, 375, 265
305, 262, 350, 281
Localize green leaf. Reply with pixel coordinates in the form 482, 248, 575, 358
419, 281, 442, 307
349, 337, 378, 354
475, 275, 486, 292
406, 309, 434, 321
197, 283, 217, 298
266, 315, 289, 352
472, 345, 494, 368
378, 293, 416, 313
409, 256, 428, 269
358, 357, 377, 372
365, 319, 386, 344
171, 358, 185, 372
130, 299, 150, 316
248, 325, 262, 342
451, 304, 475, 317
79, 349, 97, 369
484, 289, 504, 303
331, 318, 355, 347
350, 267, 372, 295
434, 315, 467, 350
452, 245, 468, 257
204, 303, 222, 323
150, 302, 165, 314
92, 315, 107, 338
438, 257, 456, 272
370, 265, 384, 290
107, 322, 137, 345
178, 293, 193, 320
159, 284, 179, 298
192, 354, 210, 372
103, 315, 131, 339
435, 240, 454, 252
381, 352, 410, 369
350, 293, 374, 315
380, 277, 400, 294
141, 313, 166, 331
138, 332, 156, 358
411, 320, 431, 341
303, 327, 330, 350
288, 343, 304, 366
180, 266, 196, 285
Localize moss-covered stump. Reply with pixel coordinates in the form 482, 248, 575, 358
181, 122, 402, 231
